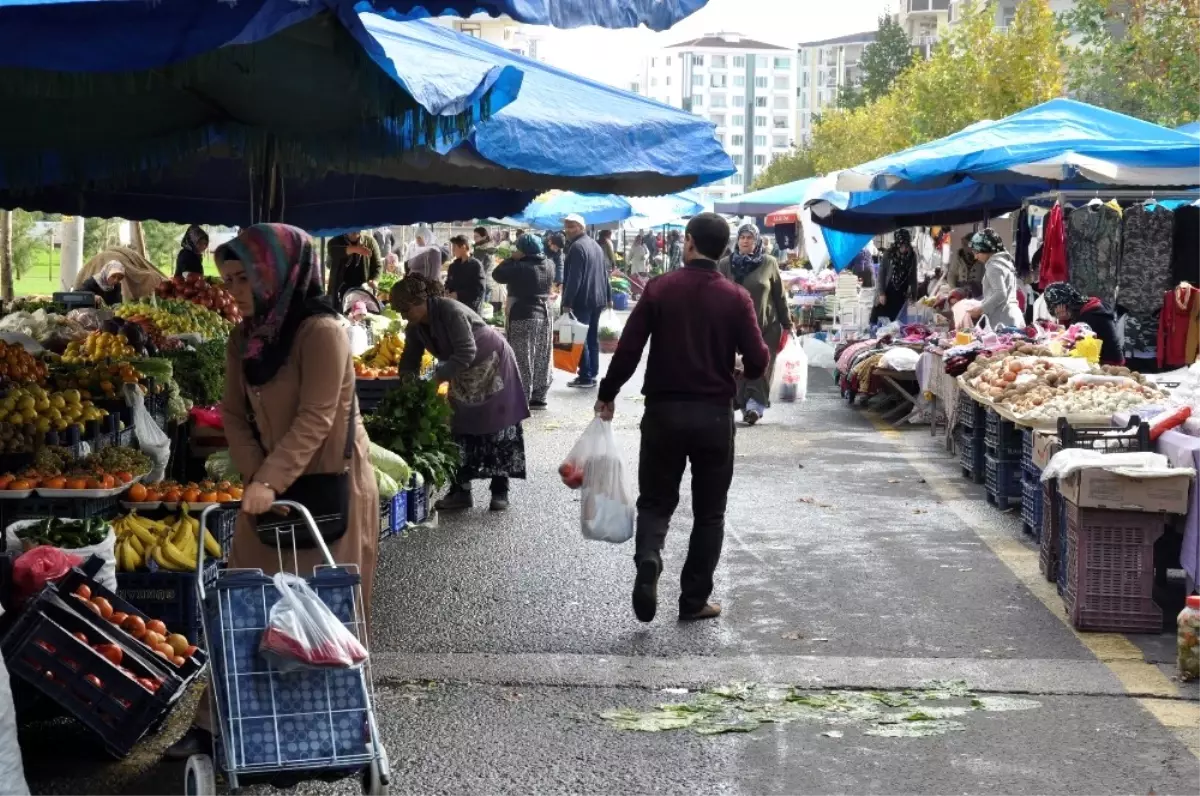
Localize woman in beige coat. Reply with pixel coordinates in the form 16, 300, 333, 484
167, 223, 378, 759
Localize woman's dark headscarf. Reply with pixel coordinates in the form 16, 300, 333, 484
730, 223, 765, 281
1042, 281, 1087, 315
390, 273, 445, 313
886, 229, 917, 292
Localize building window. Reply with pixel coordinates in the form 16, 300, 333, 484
753, 135, 767, 147
773, 135, 788, 148
650, 77, 657, 87
756, 55, 768, 68
710, 74, 727, 88
710, 113, 725, 126
733, 55, 745, 68
732, 114, 745, 126
460, 23, 481, 37
754, 154, 766, 166
733, 95, 745, 108
773, 96, 788, 110
754, 76, 768, 89
802, 71, 809, 88
692, 54, 704, 66
665, 76, 671, 86
711, 55, 726, 68
711, 94, 727, 108
774, 76, 790, 90
755, 96, 767, 108
734, 75, 745, 87
754, 115, 767, 127
773, 115, 788, 129
731, 134, 745, 146
732, 154, 744, 166
692, 94, 702, 106
693, 74, 703, 86
774, 57, 791, 69
650, 57, 656, 67
666, 56, 672, 66
715, 134, 724, 145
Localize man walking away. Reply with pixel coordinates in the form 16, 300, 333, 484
445, 235, 486, 313
560, 214, 611, 389
595, 213, 769, 622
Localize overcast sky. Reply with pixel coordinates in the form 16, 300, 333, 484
535, 0, 891, 87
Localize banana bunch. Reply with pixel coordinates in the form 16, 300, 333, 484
360, 333, 405, 369
114, 505, 223, 573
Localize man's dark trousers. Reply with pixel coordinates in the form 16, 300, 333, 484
571, 306, 602, 382
635, 401, 735, 614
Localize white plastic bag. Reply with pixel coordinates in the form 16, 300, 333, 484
771, 336, 808, 403
4, 520, 117, 592
800, 334, 837, 370
0, 657, 30, 795
559, 418, 634, 543
259, 572, 368, 672
552, 313, 590, 373
124, 383, 170, 482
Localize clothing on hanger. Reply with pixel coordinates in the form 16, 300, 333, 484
1038, 203, 1068, 290
1066, 202, 1122, 304
1119, 203, 1176, 356
1014, 207, 1033, 277
1157, 284, 1200, 367
1172, 204, 1200, 284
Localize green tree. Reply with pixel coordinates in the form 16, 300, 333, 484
9, 210, 43, 280
83, 218, 121, 260
857, 13, 916, 105
141, 221, 188, 272
749, 148, 817, 191
1061, 0, 1200, 127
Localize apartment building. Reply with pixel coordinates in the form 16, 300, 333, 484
949, 0, 1079, 31
794, 31, 876, 144
636, 32, 797, 203
430, 13, 543, 61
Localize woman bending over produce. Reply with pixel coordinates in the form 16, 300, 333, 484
166, 223, 378, 760
1042, 281, 1125, 366
390, 274, 529, 512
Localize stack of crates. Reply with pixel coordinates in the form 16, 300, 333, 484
1019, 430, 1044, 541
983, 408, 1023, 510
955, 392, 986, 484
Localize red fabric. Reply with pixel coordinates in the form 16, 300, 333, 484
597, 260, 770, 407
1158, 287, 1199, 368
1081, 297, 1103, 314
1038, 205, 1068, 290
189, 406, 224, 429
1016, 290, 1026, 311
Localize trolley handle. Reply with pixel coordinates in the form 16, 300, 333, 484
196, 500, 335, 601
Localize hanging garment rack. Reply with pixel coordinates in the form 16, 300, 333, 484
1021, 188, 1200, 207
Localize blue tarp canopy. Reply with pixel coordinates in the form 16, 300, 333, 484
515, 191, 708, 230
0, 9, 730, 227
712, 178, 819, 216
807, 180, 1051, 234
1179, 121, 1200, 137
836, 99, 1200, 192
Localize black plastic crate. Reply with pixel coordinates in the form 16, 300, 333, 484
957, 431, 984, 484
985, 409, 1023, 458
1058, 415, 1151, 453
984, 453, 1022, 511
1021, 474, 1044, 541
356, 377, 400, 414
1, 495, 120, 530
408, 477, 430, 524
1056, 494, 1068, 595
1, 590, 182, 757
1021, 429, 1038, 476
955, 391, 986, 434
115, 565, 221, 645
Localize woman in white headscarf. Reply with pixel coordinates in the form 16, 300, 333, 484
404, 223, 435, 261
80, 261, 126, 306
406, 246, 444, 284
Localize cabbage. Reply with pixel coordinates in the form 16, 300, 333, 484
205, 450, 236, 481
369, 442, 412, 486
375, 469, 400, 499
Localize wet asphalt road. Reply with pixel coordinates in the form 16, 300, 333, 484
17, 353, 1200, 795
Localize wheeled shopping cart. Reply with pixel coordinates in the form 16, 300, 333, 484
184, 502, 389, 795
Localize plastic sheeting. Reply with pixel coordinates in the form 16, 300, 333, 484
837, 99, 1200, 191
515, 191, 707, 230
713, 178, 820, 216
807, 180, 1050, 234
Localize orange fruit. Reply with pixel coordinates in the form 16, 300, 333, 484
100, 474, 116, 489
85, 478, 104, 490
229, 486, 244, 499
0, 474, 14, 489
145, 619, 167, 637
114, 471, 134, 484
128, 483, 148, 502
215, 492, 234, 503
43, 477, 67, 489
198, 491, 218, 503
144, 488, 162, 502
163, 488, 182, 503
8, 479, 32, 490
182, 488, 200, 503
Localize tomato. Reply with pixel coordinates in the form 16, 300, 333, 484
145, 619, 167, 637
121, 615, 146, 640
134, 676, 155, 692
91, 597, 114, 620
110, 611, 128, 626
61, 658, 79, 670
73, 584, 91, 600
34, 640, 56, 654
171, 655, 186, 667
43, 670, 56, 682
84, 674, 103, 689
81, 600, 102, 616
185, 645, 199, 658
94, 644, 123, 666
72, 631, 89, 644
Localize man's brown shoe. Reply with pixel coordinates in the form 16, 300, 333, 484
679, 602, 722, 621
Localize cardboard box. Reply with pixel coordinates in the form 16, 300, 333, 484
1059, 468, 1193, 515
1032, 431, 1059, 471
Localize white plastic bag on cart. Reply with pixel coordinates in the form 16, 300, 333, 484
559, 418, 634, 543
0, 655, 30, 795
124, 383, 170, 482
260, 572, 368, 672
771, 336, 808, 403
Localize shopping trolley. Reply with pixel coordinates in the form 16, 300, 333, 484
185, 502, 389, 795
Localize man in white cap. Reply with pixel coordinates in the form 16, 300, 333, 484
560, 214, 611, 388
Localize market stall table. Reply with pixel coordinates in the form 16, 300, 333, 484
873, 368, 922, 427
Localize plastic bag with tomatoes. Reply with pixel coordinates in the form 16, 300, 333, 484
6, 525, 116, 593
559, 418, 634, 544
10, 546, 82, 605
259, 573, 368, 673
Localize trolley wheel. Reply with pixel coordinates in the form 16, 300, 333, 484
184, 754, 216, 796
363, 742, 390, 795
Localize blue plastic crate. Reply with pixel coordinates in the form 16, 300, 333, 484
958, 431, 985, 483
205, 568, 372, 774
984, 454, 1022, 511
407, 478, 429, 524
378, 492, 409, 540
1021, 475, 1044, 542
956, 392, 986, 434
116, 563, 221, 644
985, 409, 1023, 458
1021, 430, 1038, 476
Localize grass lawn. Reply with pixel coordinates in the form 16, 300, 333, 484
11, 250, 221, 297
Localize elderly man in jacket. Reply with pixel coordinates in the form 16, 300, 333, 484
560, 214, 611, 388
